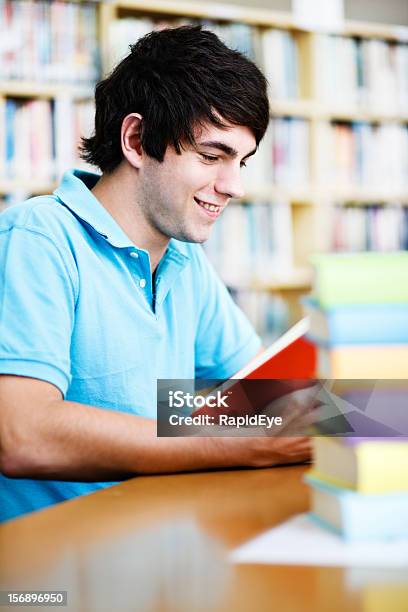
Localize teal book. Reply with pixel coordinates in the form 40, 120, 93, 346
306, 474, 408, 541
302, 297, 408, 345
310, 252, 408, 307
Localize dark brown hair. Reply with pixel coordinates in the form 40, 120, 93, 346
80, 25, 269, 172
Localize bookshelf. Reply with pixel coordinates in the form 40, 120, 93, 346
0, 0, 98, 202
1, 0, 408, 339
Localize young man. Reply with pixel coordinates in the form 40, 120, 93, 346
0, 26, 311, 522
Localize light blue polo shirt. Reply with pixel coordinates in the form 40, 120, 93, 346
0, 169, 260, 522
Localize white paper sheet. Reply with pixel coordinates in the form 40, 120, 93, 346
230, 514, 408, 568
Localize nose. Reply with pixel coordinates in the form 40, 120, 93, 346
214, 163, 245, 200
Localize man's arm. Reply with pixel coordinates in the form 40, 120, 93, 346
0, 375, 312, 480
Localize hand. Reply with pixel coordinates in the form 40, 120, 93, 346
212, 393, 319, 468
263, 389, 321, 437
211, 433, 312, 468
243, 435, 313, 467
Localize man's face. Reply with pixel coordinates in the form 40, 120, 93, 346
138, 122, 257, 244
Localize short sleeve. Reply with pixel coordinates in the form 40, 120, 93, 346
194, 248, 261, 380
0, 227, 77, 396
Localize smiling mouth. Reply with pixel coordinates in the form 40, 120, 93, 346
194, 197, 223, 215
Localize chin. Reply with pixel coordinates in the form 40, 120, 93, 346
173, 226, 213, 244
174, 234, 209, 245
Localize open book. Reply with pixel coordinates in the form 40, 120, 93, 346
233, 317, 315, 379
193, 318, 317, 421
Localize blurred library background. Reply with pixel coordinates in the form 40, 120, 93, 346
1, 0, 408, 346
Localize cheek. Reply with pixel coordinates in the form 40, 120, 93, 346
179, 165, 216, 194
156, 151, 216, 197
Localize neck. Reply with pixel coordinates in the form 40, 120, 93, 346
91, 163, 169, 271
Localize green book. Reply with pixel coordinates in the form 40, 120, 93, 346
310, 252, 408, 307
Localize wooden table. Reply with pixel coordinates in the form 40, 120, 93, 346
0, 466, 401, 611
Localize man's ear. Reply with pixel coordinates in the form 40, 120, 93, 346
121, 113, 144, 168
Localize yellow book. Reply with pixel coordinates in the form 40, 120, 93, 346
364, 585, 408, 612
311, 437, 408, 493
318, 345, 408, 378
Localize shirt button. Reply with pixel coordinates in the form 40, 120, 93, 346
130, 251, 139, 258
139, 279, 146, 288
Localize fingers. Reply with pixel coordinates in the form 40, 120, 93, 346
249, 435, 313, 467
275, 399, 319, 437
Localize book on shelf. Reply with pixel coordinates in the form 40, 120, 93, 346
314, 34, 359, 107
203, 200, 294, 287
229, 289, 291, 345
362, 38, 408, 113
1, 97, 95, 184
108, 17, 172, 68
241, 120, 274, 190
272, 117, 310, 188
3, 98, 54, 182
54, 97, 95, 178
201, 20, 258, 61
316, 121, 408, 190
314, 34, 408, 113
302, 297, 408, 345
0, 0, 99, 84
310, 437, 408, 494
261, 28, 299, 99
310, 252, 408, 307
306, 473, 408, 541
331, 204, 408, 253
241, 117, 310, 191
107, 15, 259, 71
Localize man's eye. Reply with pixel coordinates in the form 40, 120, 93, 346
201, 154, 219, 162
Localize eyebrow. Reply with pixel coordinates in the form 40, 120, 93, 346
197, 140, 257, 160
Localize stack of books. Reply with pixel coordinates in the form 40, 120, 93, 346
306, 437, 408, 541
303, 252, 408, 378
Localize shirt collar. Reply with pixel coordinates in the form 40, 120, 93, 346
54, 169, 137, 249
54, 169, 190, 264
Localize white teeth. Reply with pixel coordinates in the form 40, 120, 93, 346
197, 199, 219, 212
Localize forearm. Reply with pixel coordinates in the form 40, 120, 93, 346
2, 397, 248, 480
1, 374, 313, 479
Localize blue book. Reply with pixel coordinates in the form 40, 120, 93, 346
302, 296, 408, 345
5, 99, 16, 178
306, 474, 408, 541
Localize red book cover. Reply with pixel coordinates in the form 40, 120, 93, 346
233, 317, 316, 380
194, 318, 317, 419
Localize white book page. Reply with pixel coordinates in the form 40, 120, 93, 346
231, 513, 408, 568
